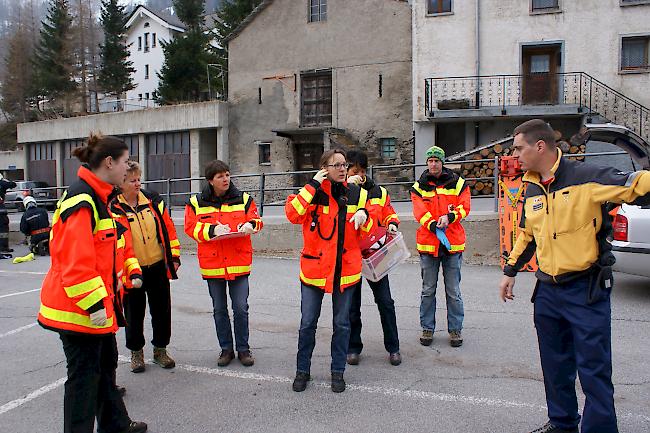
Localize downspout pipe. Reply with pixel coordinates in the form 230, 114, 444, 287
474, 0, 481, 147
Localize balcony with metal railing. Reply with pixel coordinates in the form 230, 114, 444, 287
424, 72, 650, 142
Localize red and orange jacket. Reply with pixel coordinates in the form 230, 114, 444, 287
285, 179, 374, 294
38, 166, 140, 335
111, 189, 181, 282
184, 183, 263, 280
363, 177, 400, 229
411, 167, 471, 256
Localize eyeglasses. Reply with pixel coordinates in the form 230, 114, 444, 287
327, 163, 350, 170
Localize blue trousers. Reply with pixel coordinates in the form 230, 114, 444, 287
419, 253, 464, 332
206, 276, 250, 352
296, 283, 354, 374
534, 276, 618, 433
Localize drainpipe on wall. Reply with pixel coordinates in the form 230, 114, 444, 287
474, 0, 481, 148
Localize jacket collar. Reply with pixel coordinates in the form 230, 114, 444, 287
418, 167, 457, 190
200, 181, 242, 205
523, 148, 563, 185
77, 165, 116, 204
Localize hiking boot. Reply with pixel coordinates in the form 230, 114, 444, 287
449, 330, 463, 347
528, 421, 578, 433
389, 352, 402, 366
130, 350, 145, 373
420, 329, 433, 346
331, 372, 346, 393
217, 349, 235, 367
237, 350, 255, 367
153, 347, 175, 369
346, 353, 360, 365
292, 371, 310, 392
122, 420, 148, 433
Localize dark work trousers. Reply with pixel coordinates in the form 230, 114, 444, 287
59, 332, 131, 433
534, 276, 618, 433
0, 208, 9, 252
123, 260, 172, 351
348, 276, 400, 355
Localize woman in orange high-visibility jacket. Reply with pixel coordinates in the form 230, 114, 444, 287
286, 149, 374, 394
38, 134, 147, 433
184, 160, 263, 368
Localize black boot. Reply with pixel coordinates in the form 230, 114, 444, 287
331, 372, 346, 393
292, 371, 310, 392
529, 421, 578, 433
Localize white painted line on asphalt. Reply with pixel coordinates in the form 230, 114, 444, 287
0, 270, 46, 276
0, 377, 66, 416
0, 323, 37, 339
0, 288, 40, 299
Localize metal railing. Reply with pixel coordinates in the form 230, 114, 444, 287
424, 72, 650, 142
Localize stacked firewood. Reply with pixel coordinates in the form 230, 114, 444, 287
450, 132, 586, 196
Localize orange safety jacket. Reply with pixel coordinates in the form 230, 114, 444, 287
363, 178, 400, 229
411, 167, 471, 257
285, 178, 374, 294
111, 189, 181, 281
184, 183, 263, 280
38, 166, 140, 335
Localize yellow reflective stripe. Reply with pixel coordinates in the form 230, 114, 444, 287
39, 304, 114, 329
116, 236, 125, 249
361, 215, 374, 233
419, 212, 433, 226
171, 247, 181, 257
300, 270, 327, 287
242, 192, 250, 205
382, 213, 399, 226
193, 222, 204, 242
221, 204, 245, 212
76, 286, 109, 311
95, 218, 115, 233
158, 201, 165, 214
322, 206, 329, 214
200, 267, 225, 277
169, 239, 180, 248
190, 195, 221, 216
298, 187, 314, 203
369, 187, 388, 207
64, 276, 105, 298
417, 243, 436, 253
125, 258, 140, 274
436, 179, 465, 196
358, 188, 368, 209
60, 193, 99, 221
346, 205, 358, 214
202, 223, 212, 241
227, 265, 251, 274
291, 196, 308, 216
412, 182, 435, 198
340, 273, 361, 286
457, 204, 468, 219
449, 243, 465, 252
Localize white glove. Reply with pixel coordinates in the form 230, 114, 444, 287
131, 277, 143, 289
90, 309, 107, 326
313, 169, 328, 184
347, 175, 363, 185
349, 209, 368, 230
213, 223, 231, 237
387, 223, 398, 235
238, 222, 255, 235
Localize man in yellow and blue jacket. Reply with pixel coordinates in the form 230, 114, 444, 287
499, 119, 650, 433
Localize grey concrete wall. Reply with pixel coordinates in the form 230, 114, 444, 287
17, 101, 228, 143
227, 0, 413, 174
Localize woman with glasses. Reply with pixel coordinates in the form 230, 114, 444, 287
285, 148, 375, 393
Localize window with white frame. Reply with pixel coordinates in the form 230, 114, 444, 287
531, 0, 560, 12
145, 64, 149, 79
309, 0, 327, 22
621, 36, 650, 71
152, 33, 157, 47
257, 141, 271, 165
138, 36, 142, 51
427, 0, 452, 15
144, 33, 149, 52
380, 138, 397, 159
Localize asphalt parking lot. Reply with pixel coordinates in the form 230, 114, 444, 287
0, 247, 648, 433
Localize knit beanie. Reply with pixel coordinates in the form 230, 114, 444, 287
425, 146, 445, 162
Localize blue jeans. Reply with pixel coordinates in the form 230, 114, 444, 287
348, 276, 400, 355
297, 283, 354, 374
207, 276, 250, 352
419, 253, 464, 332
534, 276, 618, 433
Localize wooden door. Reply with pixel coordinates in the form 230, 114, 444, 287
294, 142, 323, 186
522, 45, 560, 105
